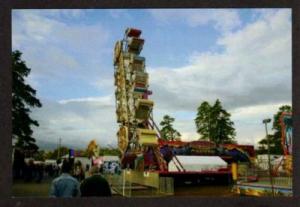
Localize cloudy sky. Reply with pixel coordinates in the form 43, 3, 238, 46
12, 9, 291, 150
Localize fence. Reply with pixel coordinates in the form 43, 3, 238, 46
103, 172, 132, 197
236, 159, 292, 188
103, 170, 174, 197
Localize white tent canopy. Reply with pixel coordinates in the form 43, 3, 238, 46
102, 156, 119, 162
168, 155, 227, 172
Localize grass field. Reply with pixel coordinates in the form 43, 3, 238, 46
12, 178, 235, 197
12, 179, 52, 197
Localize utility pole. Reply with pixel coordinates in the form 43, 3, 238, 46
263, 118, 274, 196
57, 138, 62, 160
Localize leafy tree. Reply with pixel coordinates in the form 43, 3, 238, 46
33, 150, 46, 161
256, 135, 275, 154
12, 50, 42, 153
159, 115, 181, 141
195, 101, 212, 140
195, 99, 236, 145
99, 147, 121, 156
257, 105, 292, 155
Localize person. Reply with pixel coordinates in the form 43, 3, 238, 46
13, 148, 25, 180
85, 164, 90, 172
24, 159, 35, 182
49, 159, 80, 198
80, 166, 112, 197
74, 160, 85, 182
35, 163, 44, 183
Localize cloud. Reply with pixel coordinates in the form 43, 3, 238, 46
31, 96, 118, 149
108, 9, 131, 19
12, 10, 116, 149
146, 10, 291, 145
92, 76, 115, 93
231, 102, 289, 121
230, 102, 290, 145
58, 95, 114, 105
12, 10, 110, 83
54, 9, 86, 19
148, 9, 241, 32
148, 9, 291, 112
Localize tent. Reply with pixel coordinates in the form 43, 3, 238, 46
168, 155, 227, 172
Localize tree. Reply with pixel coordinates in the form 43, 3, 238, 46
12, 50, 42, 153
195, 99, 236, 145
256, 135, 274, 154
195, 101, 211, 140
257, 105, 292, 155
159, 115, 181, 141
99, 147, 121, 156
33, 150, 46, 161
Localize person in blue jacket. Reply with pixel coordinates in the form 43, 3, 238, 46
49, 159, 80, 198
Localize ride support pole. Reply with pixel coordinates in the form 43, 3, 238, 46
231, 163, 238, 184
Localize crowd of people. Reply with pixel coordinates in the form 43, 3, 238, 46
13, 159, 60, 183
13, 153, 113, 197
49, 159, 112, 197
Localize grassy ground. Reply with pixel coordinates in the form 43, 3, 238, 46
13, 178, 236, 197
174, 185, 236, 196
12, 179, 52, 197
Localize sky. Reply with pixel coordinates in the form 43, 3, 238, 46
12, 9, 292, 150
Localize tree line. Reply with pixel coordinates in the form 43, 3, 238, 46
159, 102, 292, 155
160, 99, 236, 145
160, 104, 292, 155
33, 146, 120, 161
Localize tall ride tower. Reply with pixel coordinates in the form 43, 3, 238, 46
114, 28, 167, 171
